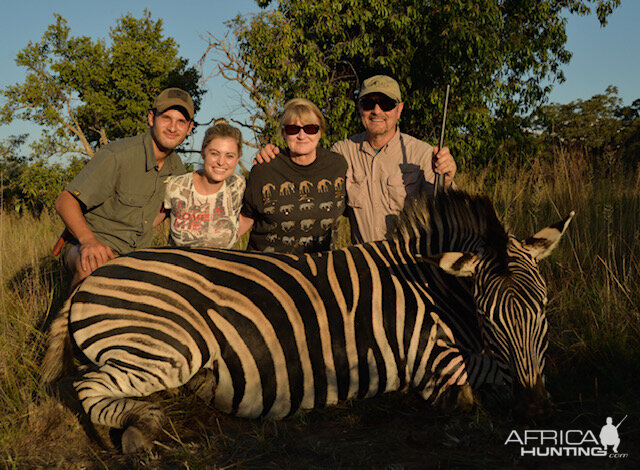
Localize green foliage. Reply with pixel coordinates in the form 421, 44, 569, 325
533, 86, 640, 169
617, 98, 640, 164
207, 0, 619, 164
0, 135, 28, 210
1, 134, 86, 213
16, 157, 86, 213
1, 11, 204, 158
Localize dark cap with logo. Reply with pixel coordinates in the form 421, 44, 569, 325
153, 88, 194, 120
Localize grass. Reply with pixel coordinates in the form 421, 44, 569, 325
1, 149, 639, 468
460, 149, 640, 399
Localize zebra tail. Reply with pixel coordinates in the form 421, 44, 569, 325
41, 296, 73, 384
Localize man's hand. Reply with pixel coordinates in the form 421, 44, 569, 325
55, 189, 116, 288
254, 144, 280, 165
79, 238, 116, 274
432, 146, 457, 188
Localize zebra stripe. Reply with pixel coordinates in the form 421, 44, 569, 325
42, 191, 573, 453
60, 243, 470, 421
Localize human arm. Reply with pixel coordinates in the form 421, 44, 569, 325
54, 190, 115, 273
153, 208, 168, 227
254, 144, 280, 164
233, 174, 255, 238
155, 185, 174, 229
238, 214, 255, 237
237, 165, 262, 240
159, 175, 181, 228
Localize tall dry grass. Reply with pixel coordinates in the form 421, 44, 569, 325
460, 148, 640, 409
0, 149, 638, 464
0, 211, 67, 457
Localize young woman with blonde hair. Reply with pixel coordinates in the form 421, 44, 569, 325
164, 119, 245, 248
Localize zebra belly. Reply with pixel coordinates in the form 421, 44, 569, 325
212, 345, 399, 419
68, 269, 216, 393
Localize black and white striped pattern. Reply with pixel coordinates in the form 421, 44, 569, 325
42, 191, 573, 451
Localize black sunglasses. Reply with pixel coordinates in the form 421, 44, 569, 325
359, 95, 398, 112
283, 124, 321, 135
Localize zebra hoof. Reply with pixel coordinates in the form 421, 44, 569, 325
121, 425, 152, 454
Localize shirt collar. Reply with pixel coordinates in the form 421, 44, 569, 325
143, 130, 178, 174
360, 127, 401, 156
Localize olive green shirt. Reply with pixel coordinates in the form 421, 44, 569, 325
66, 130, 186, 255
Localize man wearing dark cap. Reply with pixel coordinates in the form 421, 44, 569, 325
256, 75, 457, 244
55, 87, 194, 287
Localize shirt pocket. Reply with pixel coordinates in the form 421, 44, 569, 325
346, 169, 367, 209
387, 168, 422, 212
118, 191, 152, 207
113, 191, 153, 230
386, 173, 405, 212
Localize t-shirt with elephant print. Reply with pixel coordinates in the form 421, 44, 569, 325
241, 148, 348, 254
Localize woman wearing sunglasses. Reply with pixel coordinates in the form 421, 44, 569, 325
239, 98, 347, 254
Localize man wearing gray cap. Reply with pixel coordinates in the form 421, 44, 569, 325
256, 75, 457, 244
54, 87, 195, 287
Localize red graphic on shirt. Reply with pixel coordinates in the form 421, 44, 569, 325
174, 212, 210, 231
173, 200, 211, 231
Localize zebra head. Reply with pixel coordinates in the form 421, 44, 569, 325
433, 211, 575, 419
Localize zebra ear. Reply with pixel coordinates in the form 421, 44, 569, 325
424, 252, 481, 277
522, 211, 575, 261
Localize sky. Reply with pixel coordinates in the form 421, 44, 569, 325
0, 0, 638, 164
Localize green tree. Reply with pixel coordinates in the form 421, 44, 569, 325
1, 11, 204, 159
533, 86, 639, 168
617, 99, 640, 165
0, 135, 27, 210
202, 0, 619, 163
1, 134, 87, 213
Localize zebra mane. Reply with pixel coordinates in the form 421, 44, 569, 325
391, 190, 510, 258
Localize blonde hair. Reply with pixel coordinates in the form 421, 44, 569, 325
201, 118, 242, 157
279, 98, 326, 134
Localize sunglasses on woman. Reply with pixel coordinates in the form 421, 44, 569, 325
359, 95, 398, 112
283, 124, 321, 135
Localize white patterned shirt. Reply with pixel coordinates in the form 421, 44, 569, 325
164, 173, 245, 248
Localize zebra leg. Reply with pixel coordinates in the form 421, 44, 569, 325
183, 365, 217, 404
74, 363, 168, 454
168, 366, 217, 404
463, 352, 511, 410
439, 383, 476, 413
412, 312, 476, 411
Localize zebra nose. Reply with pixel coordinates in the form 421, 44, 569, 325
513, 375, 555, 422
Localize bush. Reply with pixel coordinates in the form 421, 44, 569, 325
1, 156, 86, 214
